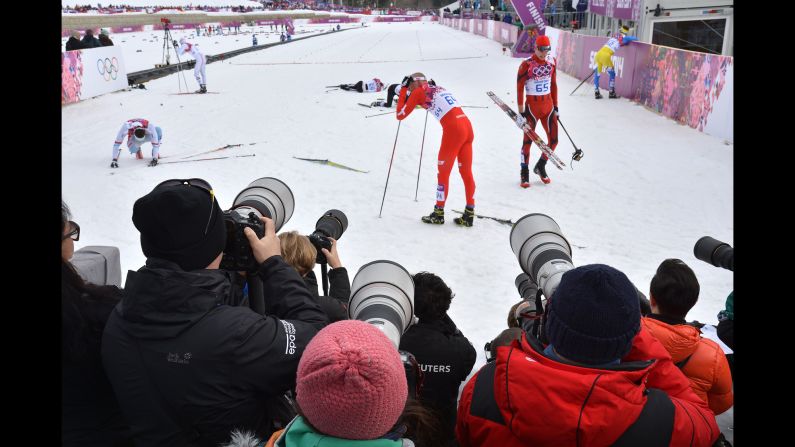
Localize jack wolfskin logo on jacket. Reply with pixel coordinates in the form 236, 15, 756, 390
282, 320, 297, 354
167, 352, 192, 364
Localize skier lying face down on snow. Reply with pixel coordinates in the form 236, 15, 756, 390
338, 78, 385, 93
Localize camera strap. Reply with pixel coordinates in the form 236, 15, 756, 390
320, 263, 329, 296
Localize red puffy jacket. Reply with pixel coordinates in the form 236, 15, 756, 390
456, 327, 719, 447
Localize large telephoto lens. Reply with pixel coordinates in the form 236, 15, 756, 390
231, 177, 295, 231
314, 209, 348, 239
509, 213, 573, 299
515, 273, 539, 301
349, 260, 414, 349
694, 236, 734, 272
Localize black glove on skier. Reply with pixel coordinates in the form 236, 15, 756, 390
553, 106, 559, 118
148, 158, 158, 167
400, 75, 412, 88
429, 79, 436, 86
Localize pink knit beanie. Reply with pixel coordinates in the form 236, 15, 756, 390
296, 320, 408, 440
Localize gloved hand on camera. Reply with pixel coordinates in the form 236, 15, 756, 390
400, 75, 412, 88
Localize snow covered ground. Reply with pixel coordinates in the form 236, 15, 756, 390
62, 20, 733, 434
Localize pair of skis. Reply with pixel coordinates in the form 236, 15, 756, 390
486, 91, 567, 170
158, 154, 255, 165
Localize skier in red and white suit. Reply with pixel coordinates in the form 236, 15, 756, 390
516, 34, 558, 187
339, 78, 384, 93
396, 73, 476, 227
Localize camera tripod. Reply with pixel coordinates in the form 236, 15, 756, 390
161, 23, 176, 66
160, 22, 190, 93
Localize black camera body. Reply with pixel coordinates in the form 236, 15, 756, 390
308, 232, 333, 264
220, 210, 264, 272
400, 349, 424, 399
307, 209, 348, 264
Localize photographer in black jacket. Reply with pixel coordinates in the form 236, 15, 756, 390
102, 179, 328, 446
278, 230, 350, 322
399, 272, 476, 447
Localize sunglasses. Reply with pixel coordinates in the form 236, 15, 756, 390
537, 46, 551, 52
154, 178, 216, 235
63, 220, 80, 241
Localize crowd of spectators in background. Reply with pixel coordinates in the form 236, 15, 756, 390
65, 28, 114, 50
62, 3, 439, 15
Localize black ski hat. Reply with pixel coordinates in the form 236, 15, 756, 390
132, 181, 226, 271
545, 264, 640, 365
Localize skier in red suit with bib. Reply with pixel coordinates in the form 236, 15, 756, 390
396, 73, 476, 227
516, 35, 558, 187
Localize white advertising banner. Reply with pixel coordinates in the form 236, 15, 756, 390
62, 46, 128, 104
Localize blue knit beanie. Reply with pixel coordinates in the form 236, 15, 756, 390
545, 264, 640, 365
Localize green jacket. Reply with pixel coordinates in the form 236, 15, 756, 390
718, 291, 733, 321
273, 417, 413, 447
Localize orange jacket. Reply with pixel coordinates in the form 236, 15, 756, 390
642, 316, 733, 414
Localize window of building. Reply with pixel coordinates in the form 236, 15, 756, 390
651, 19, 725, 54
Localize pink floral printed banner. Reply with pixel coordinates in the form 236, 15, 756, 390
635, 47, 733, 133
553, 30, 733, 140
62, 51, 84, 104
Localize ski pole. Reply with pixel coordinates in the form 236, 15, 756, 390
159, 154, 255, 164
414, 111, 429, 201
366, 111, 394, 118
379, 121, 402, 218
179, 143, 242, 159
569, 70, 594, 96
557, 117, 584, 167
170, 34, 190, 93
174, 56, 189, 93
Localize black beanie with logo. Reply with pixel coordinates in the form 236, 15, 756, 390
132, 183, 226, 271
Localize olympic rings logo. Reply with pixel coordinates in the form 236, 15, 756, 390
532, 65, 552, 77
97, 57, 119, 81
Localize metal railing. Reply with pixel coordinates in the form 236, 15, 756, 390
127, 26, 353, 86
